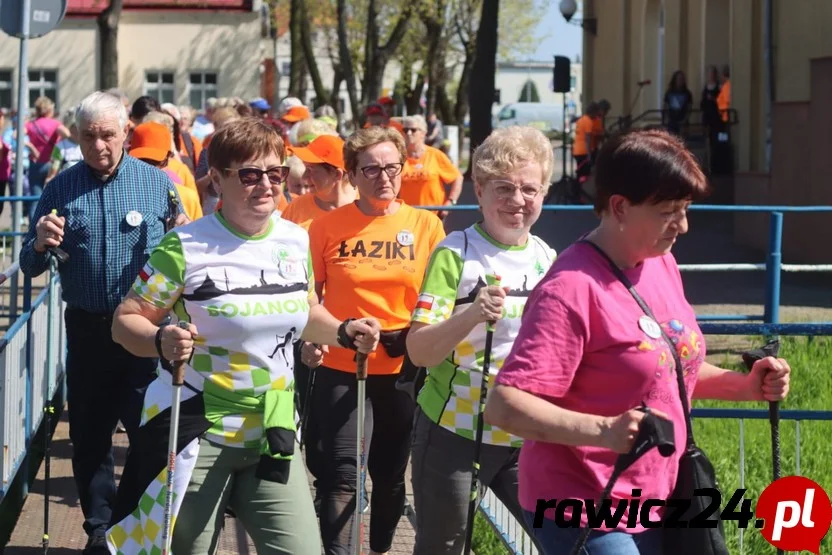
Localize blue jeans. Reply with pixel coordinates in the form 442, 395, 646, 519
523, 510, 664, 555
27, 161, 50, 222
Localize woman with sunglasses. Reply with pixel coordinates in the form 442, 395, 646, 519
405, 126, 555, 554
307, 126, 446, 554
398, 114, 463, 220
107, 118, 381, 555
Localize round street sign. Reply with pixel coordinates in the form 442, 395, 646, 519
1, 0, 68, 39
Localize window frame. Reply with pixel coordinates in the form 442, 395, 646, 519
27, 68, 59, 112
0, 69, 13, 110
143, 70, 176, 104
187, 70, 219, 111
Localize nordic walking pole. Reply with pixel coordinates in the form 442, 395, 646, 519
353, 350, 369, 555
43, 210, 68, 554
462, 274, 501, 555
161, 320, 191, 555
742, 339, 782, 555
299, 346, 320, 452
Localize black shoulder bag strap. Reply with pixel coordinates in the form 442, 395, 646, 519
580, 239, 695, 449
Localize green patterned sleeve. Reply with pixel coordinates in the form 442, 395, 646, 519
132, 231, 186, 310
412, 246, 463, 325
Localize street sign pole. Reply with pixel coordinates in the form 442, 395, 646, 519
9, 0, 32, 320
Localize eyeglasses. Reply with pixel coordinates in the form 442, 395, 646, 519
226, 166, 289, 186
360, 163, 404, 180
402, 128, 422, 134
489, 180, 544, 201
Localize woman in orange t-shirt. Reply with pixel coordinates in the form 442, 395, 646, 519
398, 114, 463, 220
282, 134, 356, 230
306, 127, 445, 554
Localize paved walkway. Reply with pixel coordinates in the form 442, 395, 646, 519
6, 411, 417, 554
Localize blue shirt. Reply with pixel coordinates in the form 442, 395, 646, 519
20, 153, 183, 314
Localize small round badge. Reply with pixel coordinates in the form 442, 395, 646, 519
397, 230, 414, 246
639, 315, 662, 339
125, 210, 143, 227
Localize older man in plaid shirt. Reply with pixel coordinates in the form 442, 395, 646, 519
19, 90, 186, 555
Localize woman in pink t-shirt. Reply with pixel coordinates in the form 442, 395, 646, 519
485, 130, 791, 555
25, 96, 70, 222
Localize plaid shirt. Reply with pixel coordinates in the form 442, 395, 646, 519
20, 153, 183, 314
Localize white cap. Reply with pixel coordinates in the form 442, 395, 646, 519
278, 97, 303, 117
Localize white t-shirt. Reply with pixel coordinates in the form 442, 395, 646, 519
132, 211, 314, 448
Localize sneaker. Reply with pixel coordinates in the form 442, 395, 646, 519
83, 534, 109, 555
116, 420, 127, 433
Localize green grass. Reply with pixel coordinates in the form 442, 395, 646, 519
472, 336, 832, 554
473, 512, 508, 555
696, 336, 832, 554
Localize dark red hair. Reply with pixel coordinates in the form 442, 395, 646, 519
593, 129, 710, 213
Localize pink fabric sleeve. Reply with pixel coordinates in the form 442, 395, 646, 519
495, 284, 588, 399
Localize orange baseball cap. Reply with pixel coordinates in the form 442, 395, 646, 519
129, 122, 171, 162
282, 105, 311, 123
291, 135, 345, 170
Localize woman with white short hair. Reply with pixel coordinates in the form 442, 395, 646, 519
405, 126, 555, 554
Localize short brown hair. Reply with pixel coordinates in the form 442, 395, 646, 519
593, 129, 710, 212
208, 117, 285, 172
344, 127, 406, 174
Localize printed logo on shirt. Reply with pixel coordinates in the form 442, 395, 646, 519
272, 244, 305, 281
415, 294, 435, 311
639, 318, 704, 404
337, 239, 416, 261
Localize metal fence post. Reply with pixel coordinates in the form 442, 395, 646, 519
21, 275, 32, 501
763, 212, 783, 324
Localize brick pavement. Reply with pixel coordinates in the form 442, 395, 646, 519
5, 411, 417, 554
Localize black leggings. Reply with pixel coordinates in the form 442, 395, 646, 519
304, 365, 415, 554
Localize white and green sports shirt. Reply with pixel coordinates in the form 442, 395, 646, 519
411, 223, 556, 447
132, 211, 314, 448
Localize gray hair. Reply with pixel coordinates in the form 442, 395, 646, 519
401, 114, 427, 132
472, 126, 554, 187
76, 91, 128, 129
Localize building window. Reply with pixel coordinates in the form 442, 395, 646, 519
281, 62, 291, 76
570, 76, 576, 90
0, 69, 12, 110
28, 69, 58, 110
144, 71, 175, 104
188, 71, 218, 110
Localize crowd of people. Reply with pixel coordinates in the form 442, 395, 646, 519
13, 84, 791, 555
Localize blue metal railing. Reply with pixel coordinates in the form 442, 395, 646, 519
0, 262, 65, 502
426, 204, 832, 329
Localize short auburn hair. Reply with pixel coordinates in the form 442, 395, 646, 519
344, 126, 406, 174
208, 117, 285, 171
593, 129, 710, 212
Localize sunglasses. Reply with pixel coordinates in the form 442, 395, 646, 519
226, 166, 289, 186
402, 128, 422, 134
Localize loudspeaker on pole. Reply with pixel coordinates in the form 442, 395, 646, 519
553, 55, 571, 93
